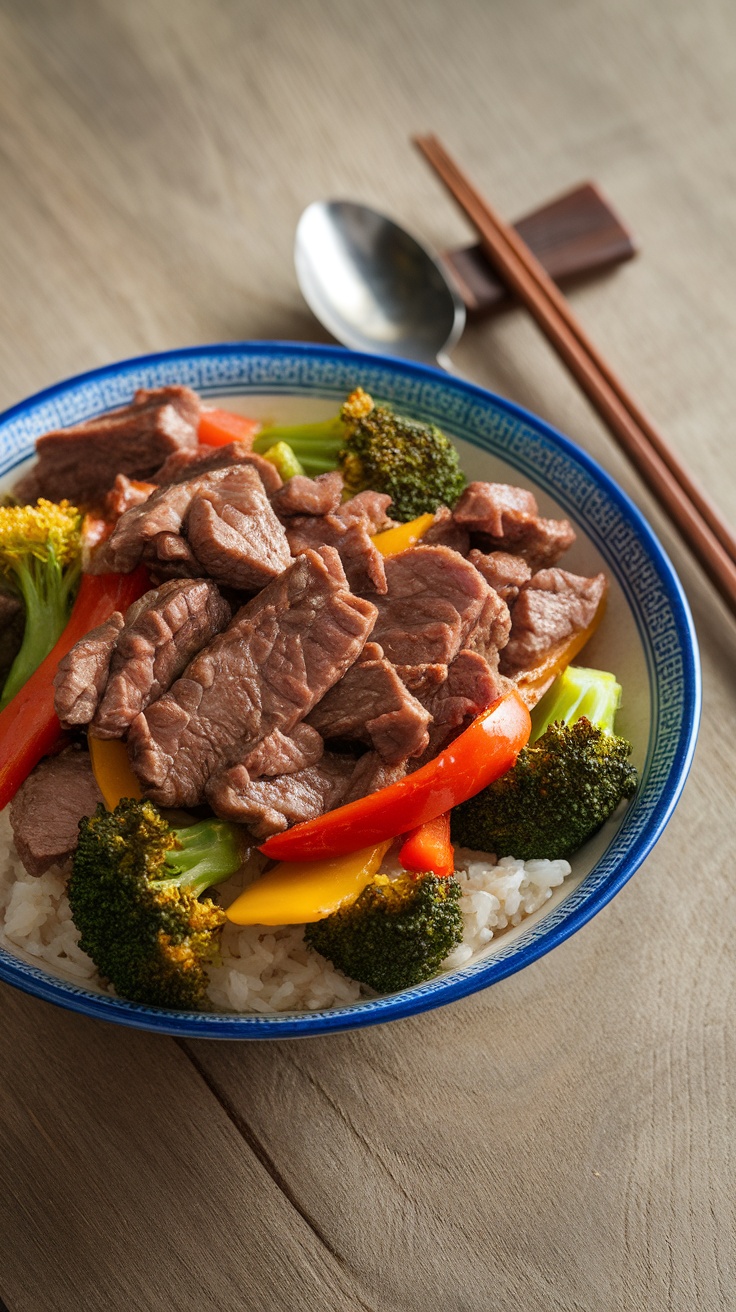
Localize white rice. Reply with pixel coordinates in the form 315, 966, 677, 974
0, 809, 571, 1012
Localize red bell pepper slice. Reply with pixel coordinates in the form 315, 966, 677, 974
399, 812, 454, 879
261, 689, 531, 862
0, 566, 150, 809
198, 408, 261, 448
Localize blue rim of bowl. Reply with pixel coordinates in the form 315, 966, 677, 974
0, 341, 701, 1038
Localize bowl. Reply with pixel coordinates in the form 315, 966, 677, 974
0, 341, 701, 1038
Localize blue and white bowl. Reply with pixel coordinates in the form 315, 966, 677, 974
0, 342, 701, 1038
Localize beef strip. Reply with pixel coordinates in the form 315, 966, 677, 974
238, 723, 324, 777
127, 546, 377, 807
285, 516, 387, 594
54, 612, 125, 728
94, 464, 292, 589
420, 505, 470, 555
9, 748, 104, 876
500, 568, 608, 674
335, 490, 394, 533
338, 752, 408, 806
369, 545, 501, 665
90, 580, 232, 739
453, 481, 576, 570
467, 549, 532, 603
184, 466, 292, 590
0, 591, 24, 686
33, 386, 200, 504
307, 641, 431, 764
104, 474, 156, 519
396, 648, 503, 760
152, 442, 283, 495
271, 471, 344, 518
208, 752, 354, 838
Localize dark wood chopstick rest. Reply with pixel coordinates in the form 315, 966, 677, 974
443, 182, 637, 316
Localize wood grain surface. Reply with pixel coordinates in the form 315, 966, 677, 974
0, 1, 735, 1309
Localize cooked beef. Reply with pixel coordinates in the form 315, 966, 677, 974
184, 465, 292, 591
11, 466, 42, 506
339, 752, 408, 805
152, 442, 283, 495
127, 546, 377, 807
9, 749, 104, 876
369, 545, 500, 665
500, 568, 608, 674
271, 471, 344, 518
464, 586, 512, 663
307, 642, 431, 764
105, 474, 156, 519
399, 649, 501, 730
336, 490, 394, 533
91, 580, 232, 739
285, 516, 386, 595
468, 549, 532, 603
453, 481, 576, 570
0, 591, 25, 685
54, 612, 125, 728
94, 464, 292, 589
421, 505, 470, 555
33, 386, 200, 504
206, 753, 353, 837
238, 723, 324, 777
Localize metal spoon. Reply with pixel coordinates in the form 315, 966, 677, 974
294, 200, 466, 371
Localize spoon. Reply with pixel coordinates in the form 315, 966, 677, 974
294, 200, 466, 371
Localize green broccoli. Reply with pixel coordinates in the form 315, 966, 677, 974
0, 498, 82, 709
304, 870, 463, 993
451, 665, 638, 861
253, 387, 466, 521
68, 799, 249, 1010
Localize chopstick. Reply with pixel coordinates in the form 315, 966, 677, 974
413, 132, 736, 618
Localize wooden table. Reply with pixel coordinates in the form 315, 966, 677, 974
1, 2, 734, 1308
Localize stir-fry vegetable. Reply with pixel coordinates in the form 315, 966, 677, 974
451, 665, 638, 860
88, 737, 143, 810
261, 689, 531, 862
399, 813, 454, 879
198, 407, 261, 448
69, 799, 250, 1010
371, 512, 436, 557
304, 871, 463, 993
226, 842, 391, 926
0, 499, 82, 709
0, 566, 149, 810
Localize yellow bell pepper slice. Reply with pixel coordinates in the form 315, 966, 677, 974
89, 736, 143, 811
371, 512, 435, 557
225, 840, 391, 926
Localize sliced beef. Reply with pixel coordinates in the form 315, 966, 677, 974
453, 481, 576, 570
127, 546, 377, 807
339, 752, 408, 806
33, 386, 200, 504
238, 723, 324, 777
500, 568, 608, 674
421, 505, 470, 555
105, 474, 156, 519
206, 753, 353, 838
271, 471, 344, 518
9, 749, 104, 876
152, 442, 283, 495
184, 466, 292, 590
464, 586, 512, 662
398, 649, 501, 731
468, 549, 532, 603
370, 545, 501, 666
0, 591, 24, 685
91, 580, 232, 739
307, 642, 431, 764
95, 464, 292, 590
335, 490, 394, 533
54, 612, 125, 728
285, 516, 386, 595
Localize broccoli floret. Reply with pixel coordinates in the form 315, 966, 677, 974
339, 387, 466, 521
253, 387, 466, 520
451, 666, 638, 861
0, 498, 81, 709
68, 799, 247, 1010
304, 871, 463, 993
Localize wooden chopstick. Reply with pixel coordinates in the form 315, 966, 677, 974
413, 132, 736, 618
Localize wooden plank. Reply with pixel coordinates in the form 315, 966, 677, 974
0, 986, 372, 1312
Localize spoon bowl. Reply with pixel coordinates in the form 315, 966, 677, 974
294, 200, 466, 368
